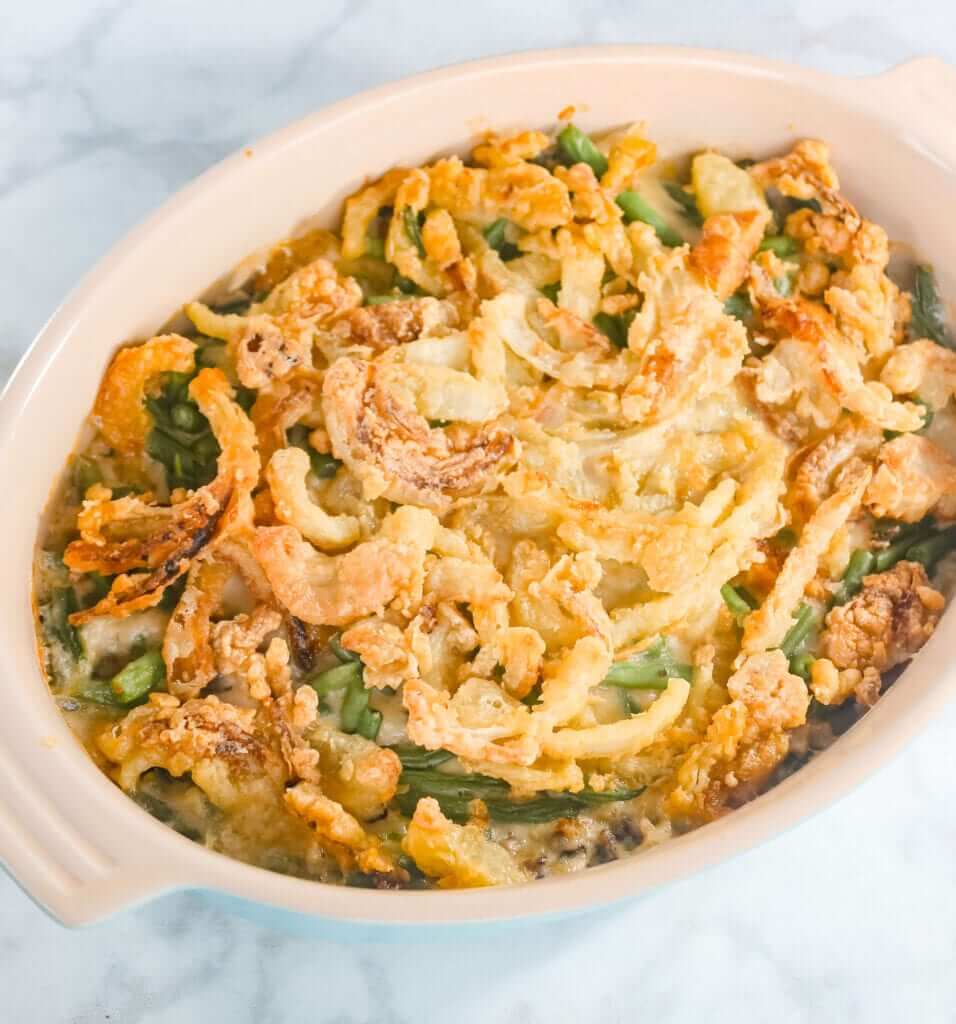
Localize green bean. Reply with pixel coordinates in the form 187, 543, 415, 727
521, 682, 543, 707
789, 652, 815, 681
111, 650, 165, 704
724, 291, 752, 321
758, 235, 799, 258
662, 181, 703, 226
389, 744, 454, 770
770, 195, 822, 231
602, 637, 693, 689
146, 430, 199, 486
171, 402, 203, 431
158, 575, 188, 612
478, 790, 642, 825
615, 191, 684, 247
365, 235, 385, 259
356, 707, 383, 741
873, 523, 933, 571
195, 341, 230, 370
910, 265, 954, 348
209, 297, 251, 316
48, 587, 82, 659
339, 677, 370, 734
593, 311, 633, 349
192, 434, 221, 462
775, 526, 797, 549
402, 207, 426, 257
75, 680, 120, 706
720, 583, 758, 624
162, 371, 193, 402
85, 572, 112, 604
482, 218, 509, 251
556, 124, 609, 177
235, 387, 256, 413
483, 221, 519, 260
913, 396, 934, 433
395, 274, 421, 295
366, 294, 400, 305
329, 633, 361, 664
145, 372, 218, 490
779, 603, 818, 659
309, 451, 341, 479
307, 660, 362, 695
829, 549, 876, 607
906, 526, 956, 571
397, 767, 642, 824
72, 455, 103, 494
287, 424, 340, 479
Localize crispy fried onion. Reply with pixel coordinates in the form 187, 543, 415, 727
880, 338, 956, 411
600, 126, 657, 194
749, 266, 924, 433
252, 505, 438, 627
97, 692, 284, 795
304, 721, 402, 820
864, 433, 956, 523
284, 781, 401, 878
790, 418, 883, 522
339, 618, 421, 690
162, 556, 232, 700
210, 605, 285, 701
186, 258, 362, 389
249, 371, 322, 471
749, 139, 850, 220
385, 169, 473, 297
622, 225, 750, 423
484, 290, 632, 390
375, 361, 507, 424
340, 166, 410, 261
205, 611, 324, 786
542, 676, 690, 761
266, 447, 361, 550
741, 461, 871, 655
608, 440, 788, 647
509, 544, 613, 651
328, 297, 459, 354
427, 155, 572, 232
403, 633, 686, 786
814, 560, 944, 705
401, 796, 528, 888
93, 334, 196, 454
322, 356, 516, 513
66, 369, 260, 623
667, 649, 809, 822
472, 129, 551, 169
688, 209, 770, 300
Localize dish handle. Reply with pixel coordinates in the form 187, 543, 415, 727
0, 750, 184, 926
854, 57, 956, 169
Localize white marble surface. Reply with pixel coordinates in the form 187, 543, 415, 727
4, 1, 956, 1020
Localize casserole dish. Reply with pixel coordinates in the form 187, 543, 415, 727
3, 46, 956, 931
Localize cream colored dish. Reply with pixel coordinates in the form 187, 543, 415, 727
5, 47, 956, 928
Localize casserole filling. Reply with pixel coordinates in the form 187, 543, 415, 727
33, 122, 956, 889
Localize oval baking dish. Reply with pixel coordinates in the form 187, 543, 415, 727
3, 46, 956, 932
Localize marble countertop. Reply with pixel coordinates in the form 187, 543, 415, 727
4, 2, 956, 1020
